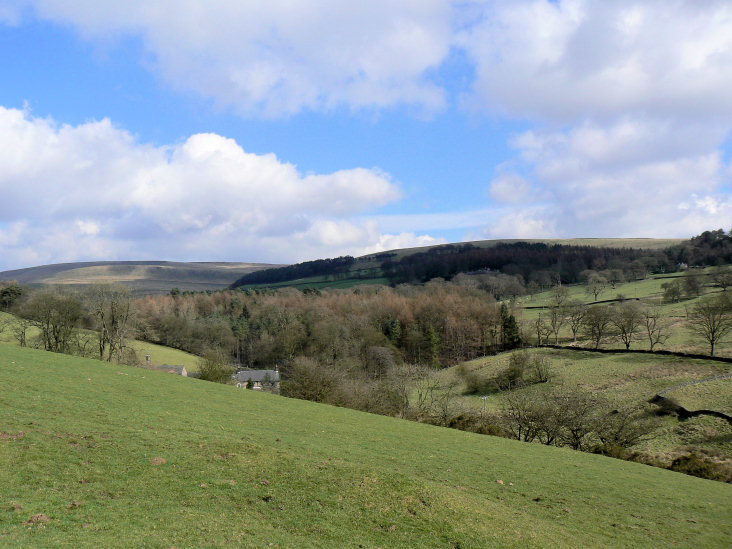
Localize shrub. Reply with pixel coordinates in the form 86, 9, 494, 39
669, 453, 732, 483
198, 348, 235, 384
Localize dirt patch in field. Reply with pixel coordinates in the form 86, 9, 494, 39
150, 457, 167, 466
0, 431, 25, 441
24, 514, 51, 526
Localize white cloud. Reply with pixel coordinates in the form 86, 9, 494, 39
458, 0, 732, 123
360, 232, 446, 255
22, 0, 452, 117
478, 120, 732, 238
475, 209, 558, 240
4, 1, 730, 253
0, 1, 22, 25
489, 173, 533, 204
0, 106, 429, 270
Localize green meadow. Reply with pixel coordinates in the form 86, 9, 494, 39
0, 343, 730, 547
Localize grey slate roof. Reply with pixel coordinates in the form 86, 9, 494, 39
234, 369, 280, 383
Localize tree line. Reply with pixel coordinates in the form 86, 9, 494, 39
0, 282, 136, 362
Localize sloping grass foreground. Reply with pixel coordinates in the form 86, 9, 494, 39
0, 344, 730, 547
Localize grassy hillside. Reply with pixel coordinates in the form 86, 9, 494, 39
232, 238, 683, 290
0, 344, 730, 547
0, 261, 279, 295
516, 269, 732, 357
439, 349, 732, 458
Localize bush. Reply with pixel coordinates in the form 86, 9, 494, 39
447, 412, 509, 437
460, 352, 551, 395
281, 356, 340, 402
198, 349, 235, 384
669, 453, 732, 483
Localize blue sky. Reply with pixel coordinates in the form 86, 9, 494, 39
0, 1, 730, 270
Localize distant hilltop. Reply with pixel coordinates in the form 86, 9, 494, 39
0, 260, 280, 295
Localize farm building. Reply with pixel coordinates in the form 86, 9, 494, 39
234, 369, 280, 391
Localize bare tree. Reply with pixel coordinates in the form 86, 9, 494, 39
710, 265, 732, 291
603, 269, 625, 289
611, 302, 643, 350
643, 306, 669, 351
566, 301, 587, 342
87, 283, 135, 362
532, 314, 552, 346
12, 317, 32, 347
197, 348, 236, 384
548, 285, 569, 344
661, 280, 682, 303
683, 273, 704, 300
552, 387, 599, 451
595, 406, 659, 448
501, 390, 543, 443
410, 374, 461, 426
686, 294, 732, 356
585, 273, 607, 302
18, 288, 83, 353
582, 306, 612, 349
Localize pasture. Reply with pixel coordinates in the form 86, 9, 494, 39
0, 343, 729, 547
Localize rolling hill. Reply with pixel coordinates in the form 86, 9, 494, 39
0, 343, 729, 547
230, 237, 685, 290
0, 260, 280, 294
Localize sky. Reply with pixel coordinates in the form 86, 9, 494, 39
0, 0, 731, 271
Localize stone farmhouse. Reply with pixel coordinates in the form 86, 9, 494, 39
234, 369, 280, 392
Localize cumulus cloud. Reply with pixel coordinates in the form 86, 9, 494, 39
458, 1, 732, 239
477, 120, 732, 238
360, 231, 446, 255
489, 173, 533, 204
458, 0, 732, 123
3, 1, 730, 253
0, 106, 432, 270
20, 0, 451, 117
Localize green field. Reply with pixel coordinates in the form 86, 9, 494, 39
0, 343, 730, 547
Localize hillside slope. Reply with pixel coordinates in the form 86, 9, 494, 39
0, 344, 729, 547
230, 238, 683, 290
0, 260, 279, 294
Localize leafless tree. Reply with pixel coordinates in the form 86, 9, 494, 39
548, 285, 569, 344
18, 288, 83, 353
582, 306, 613, 349
710, 265, 732, 291
661, 279, 682, 303
683, 273, 704, 299
643, 306, 669, 351
87, 283, 135, 362
566, 301, 587, 342
585, 273, 607, 302
687, 294, 732, 356
611, 301, 644, 350
533, 314, 552, 346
